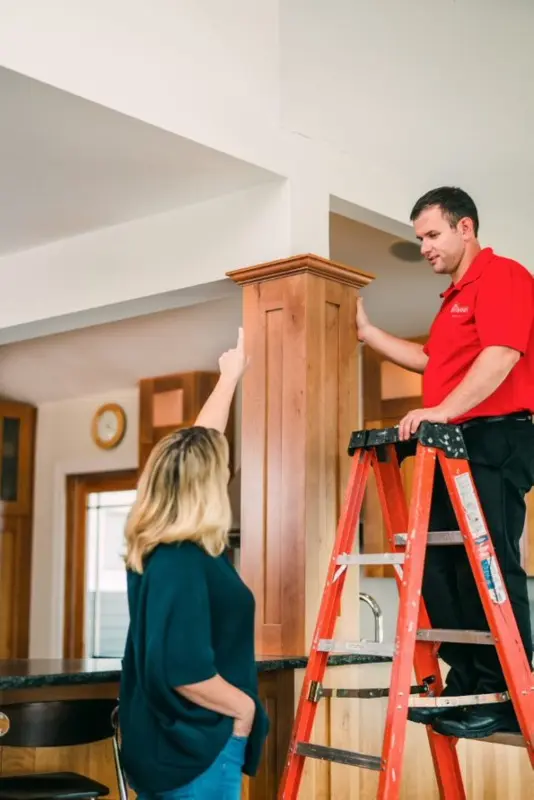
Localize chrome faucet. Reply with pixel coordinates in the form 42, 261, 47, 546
359, 592, 384, 643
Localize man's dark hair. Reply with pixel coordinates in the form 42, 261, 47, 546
410, 186, 479, 237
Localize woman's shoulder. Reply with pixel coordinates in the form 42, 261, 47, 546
146, 541, 210, 573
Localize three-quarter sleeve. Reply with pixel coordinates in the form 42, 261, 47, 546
145, 546, 217, 688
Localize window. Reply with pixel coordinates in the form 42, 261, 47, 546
85, 489, 136, 658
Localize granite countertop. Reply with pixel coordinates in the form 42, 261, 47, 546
0, 654, 391, 690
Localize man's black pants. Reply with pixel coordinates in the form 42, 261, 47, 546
417, 417, 534, 695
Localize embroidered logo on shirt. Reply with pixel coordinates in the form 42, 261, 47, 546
450, 303, 469, 315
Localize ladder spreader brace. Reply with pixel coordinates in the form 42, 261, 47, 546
278, 421, 534, 800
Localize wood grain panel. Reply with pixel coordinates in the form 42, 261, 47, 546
0, 530, 15, 659
233, 257, 368, 656
265, 308, 284, 629
524, 488, 534, 576
0, 517, 33, 658
239, 274, 308, 654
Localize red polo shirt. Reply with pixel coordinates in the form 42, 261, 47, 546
423, 247, 534, 423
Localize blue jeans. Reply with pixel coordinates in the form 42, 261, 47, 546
137, 734, 247, 799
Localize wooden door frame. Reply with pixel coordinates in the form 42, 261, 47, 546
63, 469, 138, 658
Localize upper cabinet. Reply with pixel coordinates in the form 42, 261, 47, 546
0, 400, 36, 517
138, 371, 235, 473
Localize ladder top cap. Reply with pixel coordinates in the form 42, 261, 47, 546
348, 421, 467, 458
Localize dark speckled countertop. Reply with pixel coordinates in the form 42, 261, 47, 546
0, 655, 391, 690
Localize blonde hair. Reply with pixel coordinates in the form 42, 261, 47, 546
125, 426, 232, 573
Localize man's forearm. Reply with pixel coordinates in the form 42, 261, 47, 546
362, 326, 428, 374
439, 346, 520, 421
194, 375, 238, 433
176, 674, 253, 720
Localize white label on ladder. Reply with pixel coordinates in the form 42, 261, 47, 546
454, 474, 486, 539
454, 473, 507, 605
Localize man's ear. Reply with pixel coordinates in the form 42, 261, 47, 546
458, 216, 475, 240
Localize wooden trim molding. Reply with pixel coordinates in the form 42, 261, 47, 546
227, 252, 375, 289
63, 470, 137, 658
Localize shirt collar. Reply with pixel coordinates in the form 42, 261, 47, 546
441, 247, 494, 298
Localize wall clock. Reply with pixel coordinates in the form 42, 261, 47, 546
91, 403, 126, 450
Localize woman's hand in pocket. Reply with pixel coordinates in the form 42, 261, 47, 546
233, 694, 255, 737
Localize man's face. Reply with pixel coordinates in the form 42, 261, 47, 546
413, 205, 471, 276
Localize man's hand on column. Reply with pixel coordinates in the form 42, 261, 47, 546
356, 296, 372, 343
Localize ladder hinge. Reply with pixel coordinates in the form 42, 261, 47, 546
308, 681, 323, 703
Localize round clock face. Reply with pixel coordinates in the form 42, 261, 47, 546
97, 409, 119, 443
92, 404, 126, 449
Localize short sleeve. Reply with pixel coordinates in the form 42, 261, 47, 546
476, 261, 534, 354
146, 547, 217, 687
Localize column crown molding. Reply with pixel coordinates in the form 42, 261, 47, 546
226, 253, 374, 289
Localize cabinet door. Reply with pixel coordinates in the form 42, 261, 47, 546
138, 372, 235, 473
0, 516, 32, 657
0, 401, 36, 516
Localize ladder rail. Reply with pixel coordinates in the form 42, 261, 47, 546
373, 446, 466, 799
439, 451, 534, 762
278, 449, 372, 797
279, 422, 534, 800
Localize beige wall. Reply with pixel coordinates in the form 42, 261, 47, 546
28, 382, 243, 658
29, 389, 139, 658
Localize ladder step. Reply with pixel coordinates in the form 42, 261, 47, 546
295, 742, 382, 771
417, 628, 494, 645
409, 690, 509, 708
336, 553, 405, 566
319, 629, 493, 656
318, 640, 395, 657
395, 530, 463, 546
481, 733, 526, 748
311, 680, 432, 702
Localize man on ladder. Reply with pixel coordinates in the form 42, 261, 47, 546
357, 185, 534, 740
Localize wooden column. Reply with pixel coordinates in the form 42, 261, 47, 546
228, 254, 373, 655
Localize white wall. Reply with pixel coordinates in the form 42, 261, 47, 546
2, 1, 532, 263
0, 182, 289, 333
2, 1, 532, 340
30, 389, 138, 658
281, 0, 534, 264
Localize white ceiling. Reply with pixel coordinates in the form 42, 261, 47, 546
0, 67, 277, 255
0, 290, 244, 405
0, 215, 444, 405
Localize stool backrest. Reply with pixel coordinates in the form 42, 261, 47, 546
0, 698, 117, 748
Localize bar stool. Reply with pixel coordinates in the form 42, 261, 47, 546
0, 698, 121, 799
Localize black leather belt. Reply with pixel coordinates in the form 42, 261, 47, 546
460, 411, 532, 430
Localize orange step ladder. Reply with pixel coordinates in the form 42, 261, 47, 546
278, 421, 534, 799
